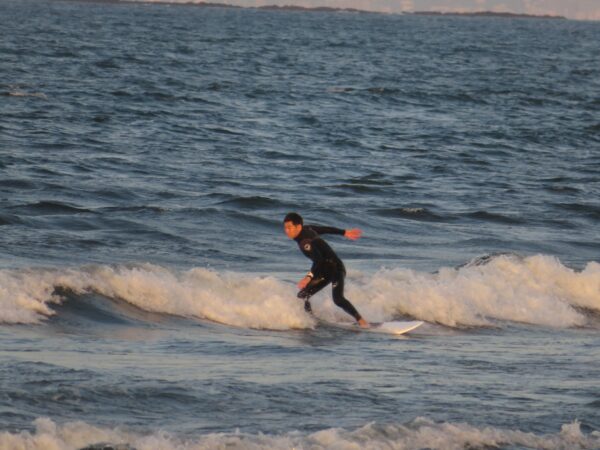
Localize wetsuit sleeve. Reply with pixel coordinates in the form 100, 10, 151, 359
310, 225, 345, 236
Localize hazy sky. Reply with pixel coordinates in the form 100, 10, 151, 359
200, 0, 600, 20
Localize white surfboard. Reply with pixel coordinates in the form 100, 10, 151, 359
321, 319, 424, 335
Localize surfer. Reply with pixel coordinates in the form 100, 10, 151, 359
283, 212, 369, 328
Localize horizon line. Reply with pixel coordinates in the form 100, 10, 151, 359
55, 0, 591, 21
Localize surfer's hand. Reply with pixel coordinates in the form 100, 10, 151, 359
344, 228, 362, 240
297, 276, 311, 289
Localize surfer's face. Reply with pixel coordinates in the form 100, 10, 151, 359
284, 221, 302, 239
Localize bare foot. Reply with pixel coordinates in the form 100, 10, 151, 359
358, 318, 370, 328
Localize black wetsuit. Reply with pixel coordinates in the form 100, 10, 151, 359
294, 225, 362, 321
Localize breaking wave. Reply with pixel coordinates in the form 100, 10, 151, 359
0, 264, 310, 330
345, 254, 600, 328
0, 254, 598, 329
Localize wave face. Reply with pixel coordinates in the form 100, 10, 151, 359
1, 255, 598, 329
2, 417, 599, 450
0, 264, 310, 330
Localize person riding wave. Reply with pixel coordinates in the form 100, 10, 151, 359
283, 212, 369, 328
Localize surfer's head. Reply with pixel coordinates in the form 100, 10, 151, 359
283, 212, 303, 239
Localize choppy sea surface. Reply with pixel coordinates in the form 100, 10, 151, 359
1, 1, 600, 448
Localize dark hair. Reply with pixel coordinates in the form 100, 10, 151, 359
283, 212, 303, 225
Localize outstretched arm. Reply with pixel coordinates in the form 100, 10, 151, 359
311, 225, 363, 240
310, 225, 345, 236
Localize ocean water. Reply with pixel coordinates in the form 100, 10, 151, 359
1, 0, 600, 448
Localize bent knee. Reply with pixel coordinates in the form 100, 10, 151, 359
297, 290, 310, 299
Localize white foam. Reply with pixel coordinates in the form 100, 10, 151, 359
0, 264, 312, 329
85, 265, 312, 330
344, 254, 600, 328
1, 417, 598, 450
0, 268, 65, 324
0, 255, 598, 329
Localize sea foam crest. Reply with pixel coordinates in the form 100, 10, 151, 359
0, 417, 598, 450
0, 264, 311, 329
313, 254, 600, 328
344, 254, 600, 328
0, 254, 598, 329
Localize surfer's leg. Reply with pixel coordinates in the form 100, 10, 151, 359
303, 299, 312, 313
297, 276, 329, 299
297, 276, 330, 313
331, 272, 368, 326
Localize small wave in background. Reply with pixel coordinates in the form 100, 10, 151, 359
2, 417, 599, 450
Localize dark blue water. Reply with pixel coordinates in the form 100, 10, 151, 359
1, 1, 599, 448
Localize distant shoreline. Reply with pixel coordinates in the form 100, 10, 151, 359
63, 0, 374, 13
410, 11, 566, 20
61, 0, 568, 20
